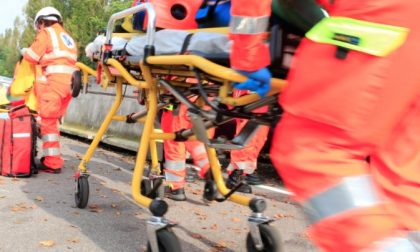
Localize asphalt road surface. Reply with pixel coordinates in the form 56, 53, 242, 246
0, 136, 316, 252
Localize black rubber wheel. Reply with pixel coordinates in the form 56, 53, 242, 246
147, 228, 182, 252
75, 176, 89, 209
71, 70, 82, 98
246, 224, 283, 252
203, 180, 218, 201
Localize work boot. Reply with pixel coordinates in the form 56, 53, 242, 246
166, 187, 187, 201
226, 169, 252, 194
36, 157, 61, 174
245, 173, 263, 185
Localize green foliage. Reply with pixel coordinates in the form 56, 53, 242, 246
0, 0, 133, 76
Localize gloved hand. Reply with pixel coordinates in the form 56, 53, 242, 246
234, 68, 272, 97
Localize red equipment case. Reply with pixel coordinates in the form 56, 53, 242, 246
0, 105, 37, 177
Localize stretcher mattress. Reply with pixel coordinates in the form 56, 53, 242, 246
85, 29, 231, 61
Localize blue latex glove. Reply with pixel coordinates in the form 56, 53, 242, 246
234, 68, 272, 97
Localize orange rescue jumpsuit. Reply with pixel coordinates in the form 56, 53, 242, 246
266, 0, 420, 251
161, 103, 214, 190
23, 23, 77, 169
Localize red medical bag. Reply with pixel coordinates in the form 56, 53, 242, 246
0, 105, 37, 177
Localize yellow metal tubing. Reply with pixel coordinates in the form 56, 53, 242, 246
150, 132, 197, 141
149, 140, 160, 174
106, 59, 148, 89
146, 55, 286, 88
76, 62, 97, 77
111, 115, 146, 123
207, 147, 251, 206
131, 62, 157, 208
78, 78, 124, 172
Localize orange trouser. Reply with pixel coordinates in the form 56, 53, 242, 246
36, 74, 72, 169
270, 1, 420, 250
162, 103, 214, 190
228, 106, 269, 174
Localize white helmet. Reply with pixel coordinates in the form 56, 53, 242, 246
33, 6, 62, 30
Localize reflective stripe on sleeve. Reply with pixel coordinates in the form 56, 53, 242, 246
46, 27, 59, 50
43, 147, 61, 156
303, 175, 382, 224
193, 145, 206, 155
25, 48, 41, 62
45, 65, 77, 75
42, 134, 59, 142
43, 51, 78, 62
230, 15, 270, 35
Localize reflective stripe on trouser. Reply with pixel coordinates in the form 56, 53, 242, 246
270, 114, 402, 251
187, 143, 210, 178
229, 105, 269, 175
41, 118, 63, 169
374, 232, 420, 252
164, 160, 186, 190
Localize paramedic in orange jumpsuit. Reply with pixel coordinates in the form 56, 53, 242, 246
132, 0, 211, 201
231, 0, 420, 251
23, 7, 77, 174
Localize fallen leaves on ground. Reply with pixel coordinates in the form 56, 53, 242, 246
231, 217, 241, 222
39, 240, 55, 247
191, 233, 202, 239
88, 204, 104, 213
210, 224, 218, 231
10, 203, 33, 213
213, 240, 227, 248
35, 196, 44, 202
67, 238, 80, 244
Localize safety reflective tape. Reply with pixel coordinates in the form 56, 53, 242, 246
378, 232, 420, 252
164, 172, 184, 182
196, 159, 209, 169
46, 27, 60, 50
303, 175, 381, 224
13, 133, 30, 138
43, 148, 61, 156
36, 75, 47, 83
193, 145, 206, 155
164, 160, 185, 170
43, 51, 78, 62
26, 48, 41, 62
45, 65, 77, 75
230, 15, 269, 35
42, 133, 59, 142
235, 161, 257, 174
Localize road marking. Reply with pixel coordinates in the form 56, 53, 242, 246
255, 185, 294, 196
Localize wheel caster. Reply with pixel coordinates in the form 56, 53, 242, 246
141, 178, 164, 199
147, 228, 181, 252
75, 175, 89, 209
203, 180, 218, 201
71, 70, 82, 98
246, 224, 282, 252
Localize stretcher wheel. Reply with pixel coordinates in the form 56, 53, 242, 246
75, 175, 89, 209
246, 224, 282, 252
147, 228, 181, 252
203, 180, 218, 201
71, 70, 82, 98
141, 178, 164, 199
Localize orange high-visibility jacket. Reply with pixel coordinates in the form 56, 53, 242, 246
229, 0, 271, 71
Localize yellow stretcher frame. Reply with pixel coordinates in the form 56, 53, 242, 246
75, 3, 287, 250
76, 53, 287, 209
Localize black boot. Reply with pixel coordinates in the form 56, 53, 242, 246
245, 173, 263, 185
166, 187, 187, 201
226, 170, 252, 194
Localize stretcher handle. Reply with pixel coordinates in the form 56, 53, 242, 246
145, 55, 286, 90
105, 3, 156, 48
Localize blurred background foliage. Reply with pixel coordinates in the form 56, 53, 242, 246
0, 0, 132, 76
